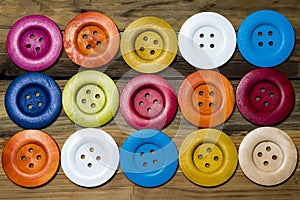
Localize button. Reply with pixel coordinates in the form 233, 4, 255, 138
239, 127, 297, 186
238, 10, 295, 67
2, 130, 60, 187
178, 70, 235, 127
5, 72, 61, 129
121, 17, 177, 73
62, 70, 119, 127
178, 12, 236, 69
6, 15, 62, 71
120, 74, 177, 130
236, 68, 294, 125
179, 129, 237, 187
64, 11, 120, 68
61, 128, 119, 187
120, 129, 178, 187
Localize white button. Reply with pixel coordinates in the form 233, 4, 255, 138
61, 128, 119, 187
178, 12, 236, 69
239, 127, 297, 186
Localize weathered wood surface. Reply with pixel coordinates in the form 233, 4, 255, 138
0, 0, 299, 199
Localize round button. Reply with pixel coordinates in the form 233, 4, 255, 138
178, 12, 236, 69
2, 130, 60, 187
64, 11, 120, 68
236, 68, 294, 125
239, 127, 297, 186
61, 128, 119, 187
120, 129, 178, 187
179, 129, 237, 187
62, 70, 119, 127
121, 17, 177, 73
120, 74, 177, 130
238, 10, 295, 67
5, 72, 61, 129
178, 70, 235, 127
6, 15, 62, 71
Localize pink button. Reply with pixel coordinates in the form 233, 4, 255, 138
120, 74, 177, 130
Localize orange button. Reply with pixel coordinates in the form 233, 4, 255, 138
178, 70, 235, 127
64, 12, 120, 68
2, 130, 60, 187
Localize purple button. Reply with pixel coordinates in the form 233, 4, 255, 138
7, 15, 62, 71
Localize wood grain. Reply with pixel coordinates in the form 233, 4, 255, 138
0, 0, 299, 199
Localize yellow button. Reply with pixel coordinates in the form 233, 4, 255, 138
121, 16, 177, 73
179, 129, 237, 187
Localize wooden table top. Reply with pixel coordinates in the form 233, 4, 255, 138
0, 0, 299, 199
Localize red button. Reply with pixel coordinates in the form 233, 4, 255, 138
178, 70, 235, 127
2, 130, 60, 187
120, 74, 177, 130
63, 12, 120, 68
236, 68, 294, 125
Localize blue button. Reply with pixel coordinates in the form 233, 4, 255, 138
237, 10, 295, 67
120, 129, 178, 187
5, 72, 61, 129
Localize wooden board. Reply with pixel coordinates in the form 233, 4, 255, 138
0, 0, 299, 199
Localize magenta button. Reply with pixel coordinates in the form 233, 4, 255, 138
236, 68, 294, 125
7, 15, 62, 71
120, 74, 177, 130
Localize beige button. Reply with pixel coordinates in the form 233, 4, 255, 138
239, 127, 297, 186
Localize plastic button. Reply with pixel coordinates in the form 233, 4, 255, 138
62, 70, 119, 127
61, 128, 119, 187
120, 129, 178, 187
64, 12, 120, 68
5, 72, 61, 129
178, 70, 235, 127
178, 12, 236, 69
236, 68, 294, 125
2, 130, 60, 187
120, 74, 177, 130
121, 17, 177, 73
6, 15, 62, 71
179, 129, 237, 187
239, 127, 297, 186
238, 10, 295, 67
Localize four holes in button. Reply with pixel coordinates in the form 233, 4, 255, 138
20, 147, 42, 169
82, 31, 101, 49
257, 31, 274, 47
140, 149, 158, 167
199, 33, 215, 49
255, 87, 275, 106
139, 36, 159, 55
257, 146, 278, 167
26, 34, 44, 52
197, 147, 219, 169
80, 146, 102, 168
81, 89, 101, 108
25, 91, 43, 110
198, 90, 215, 108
